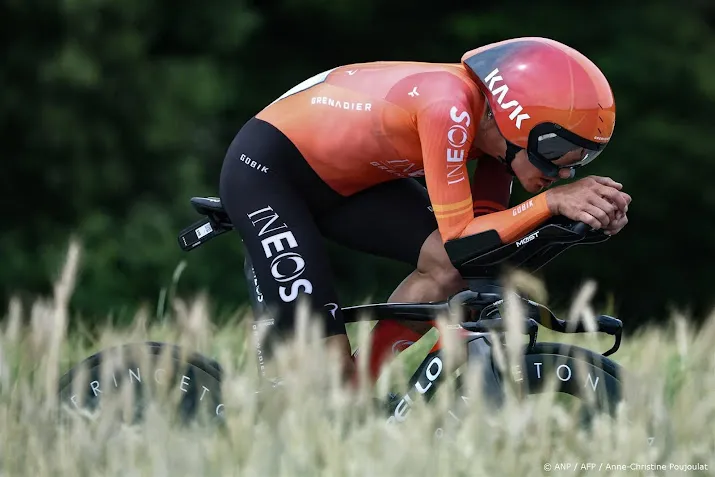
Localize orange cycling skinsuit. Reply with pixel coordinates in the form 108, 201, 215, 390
255, 62, 547, 243
218, 37, 616, 374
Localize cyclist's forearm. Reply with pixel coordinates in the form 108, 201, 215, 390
456, 193, 552, 243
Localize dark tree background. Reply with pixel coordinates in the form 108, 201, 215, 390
2, 0, 714, 328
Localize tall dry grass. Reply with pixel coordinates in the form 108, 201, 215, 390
0, 242, 713, 476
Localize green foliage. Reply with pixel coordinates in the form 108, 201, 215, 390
2, 0, 714, 326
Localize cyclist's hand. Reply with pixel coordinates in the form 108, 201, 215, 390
604, 207, 629, 235
545, 176, 631, 230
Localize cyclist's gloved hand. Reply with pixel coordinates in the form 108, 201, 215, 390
545, 175, 630, 232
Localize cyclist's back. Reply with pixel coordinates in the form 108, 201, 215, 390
256, 62, 486, 228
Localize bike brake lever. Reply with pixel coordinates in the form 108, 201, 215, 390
524, 300, 624, 356
597, 315, 623, 357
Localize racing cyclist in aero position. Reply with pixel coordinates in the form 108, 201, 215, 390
218, 37, 632, 384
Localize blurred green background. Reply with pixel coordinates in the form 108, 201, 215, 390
2, 0, 714, 329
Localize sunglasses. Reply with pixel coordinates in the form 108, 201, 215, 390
508, 123, 607, 178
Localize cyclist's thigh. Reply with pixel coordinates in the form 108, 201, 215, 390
219, 118, 346, 348
317, 179, 437, 267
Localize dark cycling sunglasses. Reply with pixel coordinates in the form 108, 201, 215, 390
508, 123, 608, 179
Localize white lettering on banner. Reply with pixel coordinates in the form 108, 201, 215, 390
370, 159, 425, 178
311, 96, 372, 111
180, 375, 191, 393
246, 206, 313, 302
446, 106, 471, 185
529, 362, 601, 392
155, 369, 165, 384
515, 231, 539, 247
387, 356, 443, 424
68, 366, 226, 417
512, 199, 534, 216
484, 68, 531, 129
239, 153, 269, 173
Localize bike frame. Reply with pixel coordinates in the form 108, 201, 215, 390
339, 286, 623, 422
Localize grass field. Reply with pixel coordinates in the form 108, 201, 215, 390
1, 243, 714, 476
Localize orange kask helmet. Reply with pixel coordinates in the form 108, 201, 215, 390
462, 37, 616, 178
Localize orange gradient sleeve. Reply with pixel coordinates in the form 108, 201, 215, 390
417, 98, 477, 241
461, 193, 553, 243
417, 101, 553, 243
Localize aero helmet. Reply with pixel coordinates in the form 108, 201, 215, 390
461, 37, 616, 177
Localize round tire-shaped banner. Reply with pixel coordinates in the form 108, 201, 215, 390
58, 342, 224, 425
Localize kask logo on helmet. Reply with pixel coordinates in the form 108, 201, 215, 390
484, 68, 531, 129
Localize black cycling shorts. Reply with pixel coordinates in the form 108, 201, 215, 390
219, 117, 437, 357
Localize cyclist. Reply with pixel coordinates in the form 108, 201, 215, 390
218, 37, 631, 383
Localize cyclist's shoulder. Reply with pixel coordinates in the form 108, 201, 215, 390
412, 63, 480, 93
403, 64, 485, 121
405, 63, 483, 111
331, 61, 477, 88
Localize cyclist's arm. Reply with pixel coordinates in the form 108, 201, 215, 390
418, 100, 553, 244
